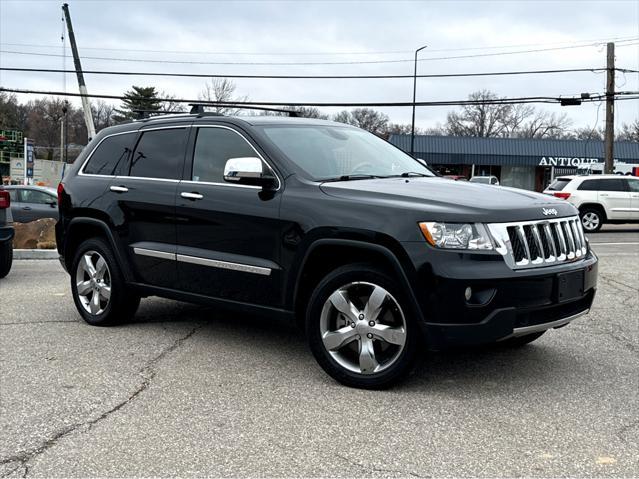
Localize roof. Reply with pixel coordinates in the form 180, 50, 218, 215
389, 134, 639, 166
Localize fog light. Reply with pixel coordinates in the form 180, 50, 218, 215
464, 287, 472, 301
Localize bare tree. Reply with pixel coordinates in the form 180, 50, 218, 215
566, 126, 604, 141
517, 111, 571, 139
91, 100, 117, 132
444, 90, 512, 137
617, 120, 639, 141
199, 78, 248, 115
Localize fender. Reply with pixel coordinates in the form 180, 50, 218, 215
291, 238, 425, 323
66, 217, 134, 282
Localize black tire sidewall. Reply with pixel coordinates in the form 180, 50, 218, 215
70, 237, 137, 326
306, 263, 419, 389
0, 240, 12, 279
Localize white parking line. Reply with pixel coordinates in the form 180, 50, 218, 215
588, 242, 639, 246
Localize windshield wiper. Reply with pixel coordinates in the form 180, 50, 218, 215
398, 171, 430, 177
321, 174, 388, 182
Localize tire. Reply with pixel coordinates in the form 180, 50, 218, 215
306, 263, 419, 389
70, 237, 140, 326
496, 331, 546, 348
580, 208, 603, 232
0, 240, 13, 279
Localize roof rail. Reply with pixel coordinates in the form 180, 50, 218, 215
187, 103, 299, 117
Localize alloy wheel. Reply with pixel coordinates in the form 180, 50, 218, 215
75, 250, 111, 315
581, 212, 600, 231
319, 281, 407, 375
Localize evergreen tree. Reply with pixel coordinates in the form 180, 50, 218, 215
113, 86, 163, 121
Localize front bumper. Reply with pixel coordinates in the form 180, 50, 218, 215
401, 241, 598, 347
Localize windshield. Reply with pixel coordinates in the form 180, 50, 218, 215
259, 125, 434, 181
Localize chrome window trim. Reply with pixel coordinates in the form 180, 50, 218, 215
190, 125, 282, 191
180, 179, 260, 190
176, 254, 271, 276
133, 248, 176, 260
78, 130, 139, 178
124, 176, 180, 184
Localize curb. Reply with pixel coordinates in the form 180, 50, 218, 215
13, 249, 59, 260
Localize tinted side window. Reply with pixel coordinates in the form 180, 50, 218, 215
578, 179, 601, 191
130, 128, 188, 180
628, 179, 639, 192
597, 179, 627, 192
7, 190, 18, 201
84, 133, 135, 175
191, 128, 257, 183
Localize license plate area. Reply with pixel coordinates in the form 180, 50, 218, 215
556, 270, 585, 303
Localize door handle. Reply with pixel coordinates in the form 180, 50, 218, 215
599, 193, 609, 197
22, 206, 32, 210
110, 185, 129, 193
181, 192, 203, 200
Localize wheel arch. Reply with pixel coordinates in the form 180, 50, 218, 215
579, 203, 608, 221
64, 217, 133, 282
291, 237, 424, 326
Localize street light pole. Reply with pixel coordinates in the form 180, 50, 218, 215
410, 44, 427, 157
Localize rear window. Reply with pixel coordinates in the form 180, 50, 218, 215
547, 178, 571, 191
84, 133, 135, 176
578, 178, 627, 192
129, 128, 188, 180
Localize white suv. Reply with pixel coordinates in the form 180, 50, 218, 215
544, 174, 639, 232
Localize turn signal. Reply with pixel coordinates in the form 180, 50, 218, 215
553, 192, 571, 200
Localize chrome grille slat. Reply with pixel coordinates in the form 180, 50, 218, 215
543, 223, 557, 261
488, 216, 586, 270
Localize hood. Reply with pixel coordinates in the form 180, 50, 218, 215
319, 177, 577, 222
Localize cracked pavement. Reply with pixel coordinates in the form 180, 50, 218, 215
0, 226, 637, 477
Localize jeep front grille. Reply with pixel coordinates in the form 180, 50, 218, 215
488, 216, 587, 270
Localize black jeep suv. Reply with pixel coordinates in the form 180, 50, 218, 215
56, 114, 598, 389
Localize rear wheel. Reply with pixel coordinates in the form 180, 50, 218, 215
306, 264, 419, 389
0, 240, 12, 279
580, 208, 603, 232
71, 238, 140, 326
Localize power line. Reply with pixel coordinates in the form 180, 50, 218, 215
0, 86, 609, 108
1, 34, 637, 56
2, 39, 638, 66
0, 66, 611, 80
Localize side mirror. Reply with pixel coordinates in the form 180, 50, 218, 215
47, 199, 57, 208
224, 157, 277, 189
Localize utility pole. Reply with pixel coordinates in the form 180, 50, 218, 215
410, 44, 427, 157
62, 3, 96, 140
604, 42, 615, 174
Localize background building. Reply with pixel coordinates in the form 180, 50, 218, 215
389, 135, 639, 191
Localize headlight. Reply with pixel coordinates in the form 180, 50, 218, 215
418, 222, 494, 250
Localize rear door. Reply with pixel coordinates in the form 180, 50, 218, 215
110, 124, 190, 288
596, 178, 631, 219
175, 124, 284, 307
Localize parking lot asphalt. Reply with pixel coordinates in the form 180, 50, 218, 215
1, 226, 637, 478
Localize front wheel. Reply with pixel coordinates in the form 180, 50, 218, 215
306, 264, 419, 389
580, 208, 603, 232
71, 237, 140, 326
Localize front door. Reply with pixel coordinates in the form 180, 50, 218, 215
175, 125, 284, 308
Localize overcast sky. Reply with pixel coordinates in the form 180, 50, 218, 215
1, 0, 638, 132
